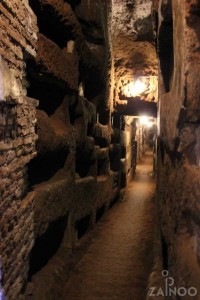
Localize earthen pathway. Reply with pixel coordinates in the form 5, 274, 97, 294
63, 151, 156, 300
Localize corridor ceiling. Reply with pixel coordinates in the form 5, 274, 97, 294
111, 0, 158, 114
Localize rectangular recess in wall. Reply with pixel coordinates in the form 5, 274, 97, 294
75, 214, 91, 239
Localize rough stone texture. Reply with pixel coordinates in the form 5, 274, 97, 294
37, 0, 101, 69
157, 0, 200, 296
120, 116, 147, 187
111, 0, 158, 111
5, 0, 200, 298
120, 116, 136, 187
0, 1, 38, 298
0, 1, 37, 74
0, 0, 121, 299
62, 151, 156, 300
114, 39, 158, 104
36, 33, 79, 90
21, 172, 120, 299
112, 0, 154, 40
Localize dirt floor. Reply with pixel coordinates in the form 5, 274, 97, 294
62, 150, 157, 300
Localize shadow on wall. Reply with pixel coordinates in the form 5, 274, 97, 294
75, 214, 91, 239
27, 149, 69, 186
158, 0, 174, 93
0, 259, 6, 300
28, 215, 68, 279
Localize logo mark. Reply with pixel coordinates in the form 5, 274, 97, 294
149, 270, 197, 297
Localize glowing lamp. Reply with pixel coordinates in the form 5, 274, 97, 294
140, 116, 149, 125
139, 116, 154, 128
123, 79, 147, 97
134, 80, 146, 95
147, 121, 154, 128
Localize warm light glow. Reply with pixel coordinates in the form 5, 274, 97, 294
123, 79, 147, 97
140, 116, 154, 128
134, 80, 146, 95
147, 121, 154, 128
140, 116, 149, 125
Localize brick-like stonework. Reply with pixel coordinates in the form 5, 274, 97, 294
0, 1, 38, 298
0, 1, 121, 299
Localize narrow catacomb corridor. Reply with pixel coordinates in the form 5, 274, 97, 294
1, 0, 200, 299
63, 151, 156, 300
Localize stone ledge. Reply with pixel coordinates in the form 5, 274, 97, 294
35, 33, 79, 90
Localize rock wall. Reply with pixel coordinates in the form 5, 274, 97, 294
0, 1, 38, 298
111, 0, 158, 112
120, 116, 138, 187
157, 0, 200, 294
0, 0, 122, 298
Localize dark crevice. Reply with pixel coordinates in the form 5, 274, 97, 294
26, 61, 69, 116
67, 0, 81, 10
99, 110, 110, 126
28, 215, 68, 279
161, 234, 169, 270
158, 137, 165, 165
96, 140, 109, 148
26, 59, 70, 91
87, 122, 94, 136
121, 146, 126, 158
75, 158, 96, 178
79, 62, 105, 101
76, 214, 91, 239
121, 173, 126, 188
29, 0, 74, 48
158, 0, 174, 93
78, 18, 105, 45
75, 147, 96, 178
112, 113, 121, 129
109, 152, 120, 172
28, 149, 69, 186
96, 205, 106, 222
97, 158, 108, 176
